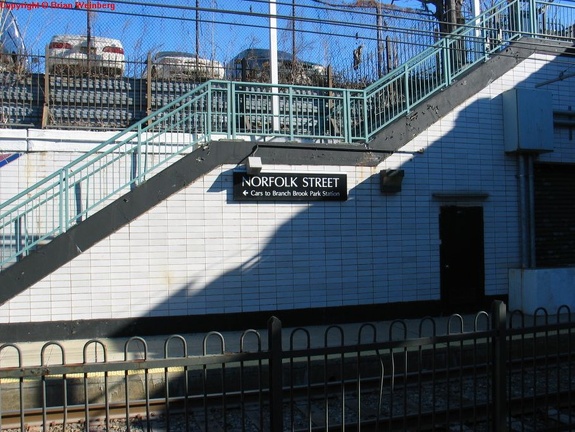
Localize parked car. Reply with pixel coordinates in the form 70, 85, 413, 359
0, 9, 27, 73
45, 34, 125, 77
144, 51, 224, 81
226, 48, 326, 85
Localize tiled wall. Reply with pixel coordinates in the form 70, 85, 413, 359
1, 52, 574, 323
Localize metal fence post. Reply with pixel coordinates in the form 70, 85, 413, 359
229, 82, 237, 139
491, 300, 508, 431
268, 316, 283, 432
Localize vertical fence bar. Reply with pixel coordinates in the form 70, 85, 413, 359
528, 0, 537, 37
14, 217, 22, 260
206, 82, 212, 138
343, 90, 352, 143
136, 123, 142, 187
442, 39, 452, 88
491, 300, 508, 432
230, 82, 237, 139
60, 168, 68, 233
268, 316, 283, 432
362, 91, 369, 141
403, 63, 411, 113
289, 87, 294, 141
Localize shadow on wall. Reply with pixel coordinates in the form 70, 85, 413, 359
103, 82, 553, 339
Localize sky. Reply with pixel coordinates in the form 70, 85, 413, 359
6, 0, 430, 65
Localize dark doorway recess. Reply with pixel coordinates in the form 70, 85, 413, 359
439, 206, 485, 312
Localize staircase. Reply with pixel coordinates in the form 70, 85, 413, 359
0, 0, 574, 297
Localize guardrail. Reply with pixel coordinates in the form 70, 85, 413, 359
0, 0, 574, 269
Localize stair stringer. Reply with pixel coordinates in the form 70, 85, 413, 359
0, 140, 384, 305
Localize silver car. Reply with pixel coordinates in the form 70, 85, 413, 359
145, 51, 224, 81
46, 34, 125, 77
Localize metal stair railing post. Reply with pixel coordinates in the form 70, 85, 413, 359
136, 123, 143, 187
345, 90, 353, 143
403, 63, 412, 114
361, 87, 369, 141
442, 38, 452, 89
230, 81, 237, 140
528, 0, 537, 37
60, 168, 67, 234
288, 86, 294, 141
206, 81, 213, 138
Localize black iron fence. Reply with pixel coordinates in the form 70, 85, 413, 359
0, 301, 573, 431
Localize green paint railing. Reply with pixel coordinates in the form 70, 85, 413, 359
1, 0, 573, 269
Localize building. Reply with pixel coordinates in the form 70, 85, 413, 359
0, 7, 574, 341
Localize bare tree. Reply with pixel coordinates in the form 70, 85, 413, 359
417, 0, 465, 35
313, 0, 419, 77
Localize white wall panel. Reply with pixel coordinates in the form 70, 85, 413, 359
0, 52, 574, 323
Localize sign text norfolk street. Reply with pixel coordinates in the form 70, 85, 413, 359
233, 172, 347, 201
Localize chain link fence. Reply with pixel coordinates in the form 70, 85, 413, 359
0, 0, 441, 129
1, 0, 574, 129
9, 0, 438, 84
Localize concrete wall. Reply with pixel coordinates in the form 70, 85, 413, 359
509, 268, 575, 314
1, 52, 574, 324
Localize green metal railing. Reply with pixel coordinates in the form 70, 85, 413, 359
1, 0, 574, 269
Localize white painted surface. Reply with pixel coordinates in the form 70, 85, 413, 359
0, 52, 574, 323
509, 268, 575, 314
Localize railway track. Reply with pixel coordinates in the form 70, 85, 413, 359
1, 358, 572, 432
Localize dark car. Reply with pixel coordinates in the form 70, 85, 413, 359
226, 48, 325, 85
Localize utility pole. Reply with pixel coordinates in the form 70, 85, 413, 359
270, 0, 280, 131
196, 0, 200, 64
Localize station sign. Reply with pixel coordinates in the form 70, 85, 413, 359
233, 172, 347, 201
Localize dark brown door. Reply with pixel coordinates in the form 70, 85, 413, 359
439, 206, 485, 312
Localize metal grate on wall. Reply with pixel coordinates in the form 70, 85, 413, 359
534, 162, 575, 267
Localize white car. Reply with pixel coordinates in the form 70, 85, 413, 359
46, 34, 125, 77
145, 51, 224, 80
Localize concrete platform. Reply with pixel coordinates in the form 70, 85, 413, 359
0, 313, 495, 368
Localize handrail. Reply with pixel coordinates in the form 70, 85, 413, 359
359, 0, 575, 142
1, 0, 574, 269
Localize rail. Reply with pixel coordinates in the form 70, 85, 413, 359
1, 0, 574, 269
0, 302, 572, 430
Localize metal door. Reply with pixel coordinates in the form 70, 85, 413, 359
439, 206, 485, 311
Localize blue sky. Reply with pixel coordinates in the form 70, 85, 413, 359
8, 0, 428, 63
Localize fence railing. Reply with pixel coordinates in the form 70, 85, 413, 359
0, 301, 572, 431
1, 0, 575, 270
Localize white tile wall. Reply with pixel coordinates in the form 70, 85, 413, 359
1, 52, 574, 323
